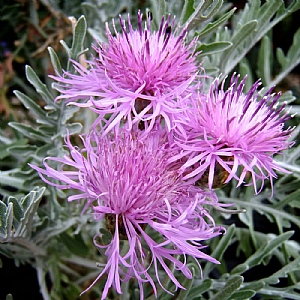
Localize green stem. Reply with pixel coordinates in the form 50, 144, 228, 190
36, 258, 51, 300
12, 237, 46, 256
61, 254, 100, 269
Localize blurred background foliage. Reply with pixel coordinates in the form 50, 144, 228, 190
0, 0, 300, 299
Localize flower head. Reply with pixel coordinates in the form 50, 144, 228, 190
173, 75, 294, 192
52, 11, 199, 134
30, 128, 224, 299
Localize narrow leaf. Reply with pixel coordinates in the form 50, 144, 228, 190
258, 0, 282, 26
228, 289, 256, 300
60, 40, 71, 57
239, 58, 254, 91
210, 275, 243, 300
230, 20, 257, 50
257, 35, 272, 86
203, 224, 235, 277
8, 197, 23, 225
243, 281, 265, 291
59, 232, 89, 256
276, 48, 288, 68
48, 47, 63, 76
288, 0, 300, 13
171, 266, 195, 300
198, 41, 232, 56
8, 145, 38, 156
0, 139, 27, 159
5, 203, 13, 240
0, 201, 7, 235
70, 16, 87, 60
188, 279, 212, 299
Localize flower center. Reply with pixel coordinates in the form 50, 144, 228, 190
105, 213, 147, 240
105, 213, 128, 240
196, 156, 234, 189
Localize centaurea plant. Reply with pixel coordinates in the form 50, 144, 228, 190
31, 9, 294, 298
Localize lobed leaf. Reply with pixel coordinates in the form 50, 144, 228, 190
0, 139, 28, 160
198, 7, 236, 38
260, 257, 300, 285
257, 283, 300, 300
0, 170, 27, 191
183, 0, 223, 31
13, 91, 54, 126
231, 231, 294, 274
203, 224, 235, 277
220, 20, 257, 74
25, 66, 57, 108
8, 123, 51, 143
0, 187, 45, 242
220, 0, 300, 77
197, 41, 232, 56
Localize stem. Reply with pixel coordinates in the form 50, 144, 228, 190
36, 258, 51, 300
219, 196, 300, 228
122, 280, 131, 300
12, 237, 46, 256
61, 255, 100, 269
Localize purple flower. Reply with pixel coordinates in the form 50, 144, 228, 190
172, 75, 294, 192
30, 128, 224, 299
52, 11, 199, 134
